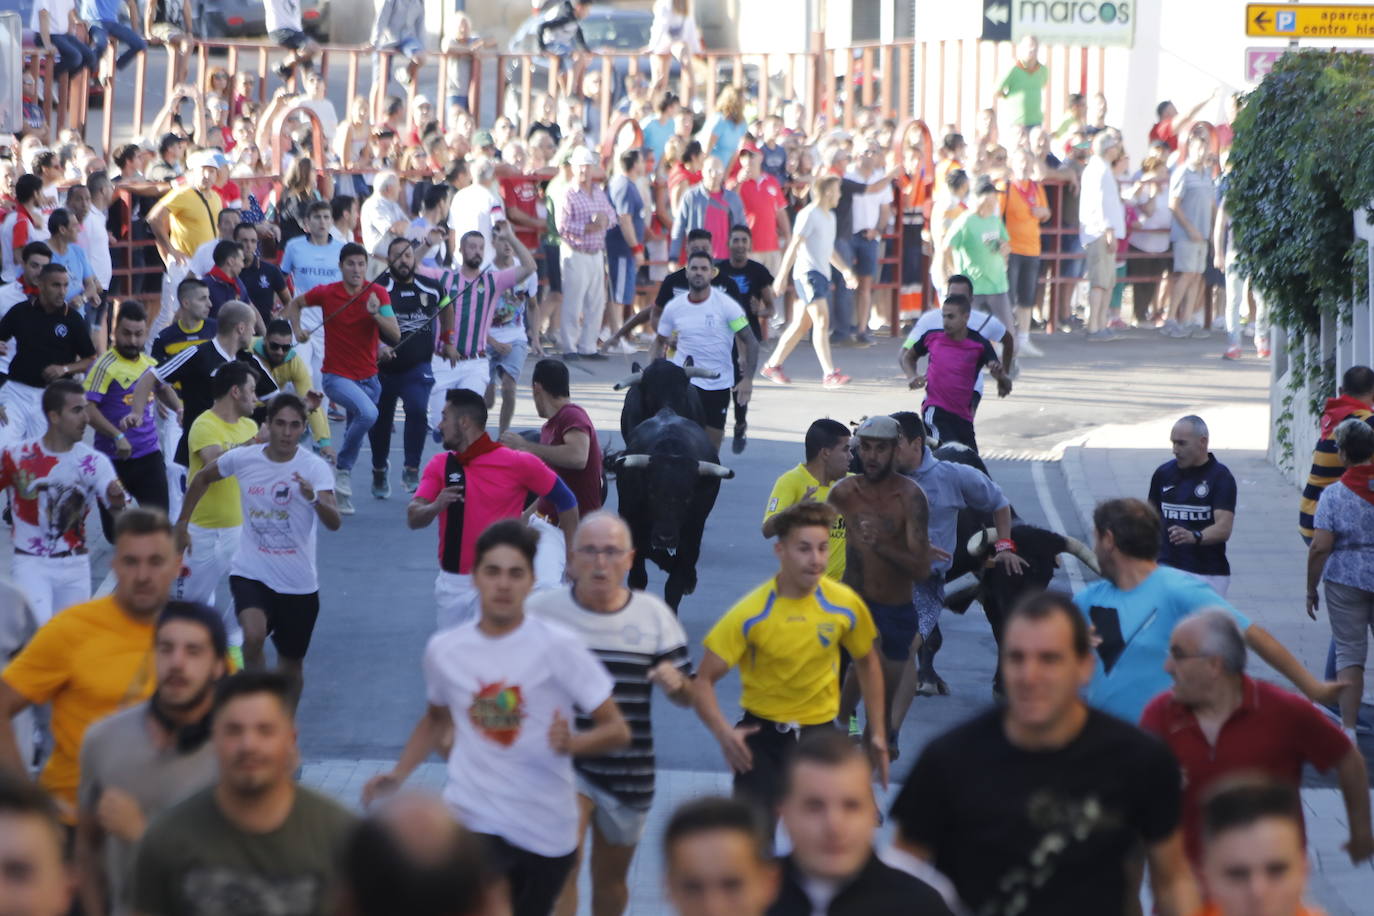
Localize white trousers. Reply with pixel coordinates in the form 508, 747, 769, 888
531, 515, 565, 592
0, 382, 45, 449
435, 570, 479, 631
174, 523, 244, 644
12, 553, 91, 625
559, 247, 607, 355
427, 355, 490, 432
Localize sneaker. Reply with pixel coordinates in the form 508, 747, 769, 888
396, 66, 412, 86
830, 334, 858, 347
1108, 317, 1129, 330
371, 466, 391, 500
853, 333, 875, 348
1255, 336, 1270, 356
916, 678, 940, 696
334, 467, 353, 499
228, 645, 245, 670
613, 338, 637, 354
732, 421, 747, 455
562, 351, 581, 361
1223, 345, 1243, 360
328, 404, 346, 422
336, 491, 355, 515
822, 370, 851, 388
760, 365, 791, 385
1158, 318, 1180, 336
1166, 324, 1192, 339
847, 715, 861, 739
274, 60, 295, 82
580, 352, 609, 361
1189, 325, 1211, 339
1019, 337, 1045, 357
1085, 329, 1116, 342
1257, 346, 1272, 359
402, 467, 420, 494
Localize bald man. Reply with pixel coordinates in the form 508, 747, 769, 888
525, 511, 696, 916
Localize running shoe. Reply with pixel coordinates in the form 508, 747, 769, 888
1108, 317, 1129, 330
581, 352, 609, 361
1166, 324, 1192, 339
274, 61, 295, 82
822, 370, 851, 388
562, 352, 581, 361
1019, 337, 1045, 357
372, 466, 391, 500
402, 467, 421, 494
847, 715, 861, 739
732, 421, 747, 455
396, 67, 412, 86
760, 365, 791, 385
1257, 346, 1272, 359
1223, 345, 1243, 361
336, 490, 355, 516
328, 404, 346, 422
1158, 318, 1180, 336
853, 333, 875, 348
334, 467, 353, 499
1085, 329, 1117, 342
1190, 325, 1211, 339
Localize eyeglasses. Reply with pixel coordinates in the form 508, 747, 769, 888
266, 341, 292, 352
575, 546, 629, 558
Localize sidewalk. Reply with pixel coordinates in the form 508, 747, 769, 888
1061, 402, 1374, 915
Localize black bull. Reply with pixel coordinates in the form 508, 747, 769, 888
932, 444, 1099, 691
610, 360, 733, 612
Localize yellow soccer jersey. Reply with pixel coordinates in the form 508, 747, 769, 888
703, 576, 876, 725
763, 463, 847, 579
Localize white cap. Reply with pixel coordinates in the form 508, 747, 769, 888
570, 147, 599, 167
187, 150, 220, 171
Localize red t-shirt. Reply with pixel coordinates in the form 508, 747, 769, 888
535, 403, 602, 522
737, 175, 786, 253
1139, 676, 1352, 865
213, 179, 242, 210
303, 281, 392, 380
1148, 118, 1179, 152
499, 174, 542, 251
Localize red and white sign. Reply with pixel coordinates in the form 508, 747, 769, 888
1246, 45, 1374, 81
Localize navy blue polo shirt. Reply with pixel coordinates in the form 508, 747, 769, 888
238, 257, 287, 326
1147, 454, 1237, 576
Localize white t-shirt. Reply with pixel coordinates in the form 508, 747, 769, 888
215, 444, 334, 594
265, 0, 302, 35
78, 209, 113, 288
0, 439, 120, 557
793, 203, 836, 278
423, 614, 614, 857
657, 287, 748, 392
846, 168, 888, 234
447, 184, 507, 268
905, 307, 1007, 396
188, 238, 220, 279
30, 0, 75, 34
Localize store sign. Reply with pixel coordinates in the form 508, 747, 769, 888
1011, 1, 1136, 48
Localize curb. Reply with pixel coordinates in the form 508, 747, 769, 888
1059, 444, 1100, 539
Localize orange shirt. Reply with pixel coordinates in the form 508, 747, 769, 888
1000, 179, 1048, 256
1, 596, 155, 817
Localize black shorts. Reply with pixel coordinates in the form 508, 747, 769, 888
924, 404, 979, 454
479, 834, 576, 916
270, 28, 309, 50
695, 386, 730, 430
229, 576, 320, 660
539, 242, 562, 294
867, 600, 919, 661
733, 713, 837, 825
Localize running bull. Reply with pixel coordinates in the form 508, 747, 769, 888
612, 359, 733, 611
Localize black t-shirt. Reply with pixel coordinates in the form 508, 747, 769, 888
834, 177, 868, 238
891, 708, 1181, 916
0, 300, 95, 388
374, 270, 445, 374
155, 342, 274, 465
1147, 454, 1238, 576
238, 258, 287, 327
654, 267, 728, 310
714, 258, 773, 340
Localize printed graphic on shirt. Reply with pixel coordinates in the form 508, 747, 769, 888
468, 682, 525, 747
244, 478, 305, 553
180, 867, 321, 916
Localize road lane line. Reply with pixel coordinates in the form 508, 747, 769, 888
1031, 460, 1086, 592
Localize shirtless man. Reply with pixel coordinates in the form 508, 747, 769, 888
827, 415, 934, 753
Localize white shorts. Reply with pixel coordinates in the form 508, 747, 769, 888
435, 569, 479, 630
576, 773, 649, 847
174, 523, 241, 607
0, 381, 46, 448
530, 515, 565, 592
12, 553, 91, 626
427, 355, 490, 431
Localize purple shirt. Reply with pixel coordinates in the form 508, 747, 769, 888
82, 350, 160, 459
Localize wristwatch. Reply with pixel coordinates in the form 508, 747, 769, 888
1193, 529, 1204, 544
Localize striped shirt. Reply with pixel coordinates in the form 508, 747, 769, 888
443, 265, 526, 360
1300, 396, 1374, 542
525, 587, 692, 809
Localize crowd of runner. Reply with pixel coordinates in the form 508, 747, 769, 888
0, 10, 1357, 916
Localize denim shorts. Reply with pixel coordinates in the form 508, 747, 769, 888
793, 269, 831, 304
851, 233, 880, 277
868, 600, 919, 661
488, 337, 529, 381
270, 28, 309, 50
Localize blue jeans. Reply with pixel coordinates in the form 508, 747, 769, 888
323, 373, 381, 472
830, 234, 856, 338
89, 21, 148, 70
41, 33, 98, 76
367, 362, 434, 472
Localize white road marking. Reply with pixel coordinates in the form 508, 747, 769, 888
1031, 460, 1086, 592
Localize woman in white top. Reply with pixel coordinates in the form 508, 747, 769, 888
1127, 148, 1172, 325
648, 0, 702, 106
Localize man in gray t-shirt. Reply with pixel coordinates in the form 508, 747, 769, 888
76, 603, 227, 916
1165, 134, 1216, 337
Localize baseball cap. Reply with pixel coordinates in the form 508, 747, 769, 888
187, 149, 220, 171
854, 415, 900, 440
473, 129, 494, 148
570, 147, 599, 167
159, 132, 185, 154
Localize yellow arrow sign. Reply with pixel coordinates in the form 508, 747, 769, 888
1247, 3, 1374, 38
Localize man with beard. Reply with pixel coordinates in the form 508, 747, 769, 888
827, 415, 933, 759
409, 388, 579, 630
131, 671, 356, 916
370, 238, 449, 499
0, 508, 179, 821
76, 602, 228, 916
246, 320, 332, 462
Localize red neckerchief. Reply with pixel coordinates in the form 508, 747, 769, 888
1320, 395, 1372, 439
1341, 464, 1374, 508
1012, 179, 1039, 209
207, 265, 238, 287
457, 433, 502, 465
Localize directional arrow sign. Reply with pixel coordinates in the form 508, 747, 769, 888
983, 0, 1012, 41
1246, 3, 1374, 39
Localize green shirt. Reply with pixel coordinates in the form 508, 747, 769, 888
131, 786, 356, 916
946, 211, 1010, 295
998, 63, 1049, 128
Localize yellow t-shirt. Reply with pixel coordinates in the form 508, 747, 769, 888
703, 577, 876, 725
1, 596, 155, 817
160, 185, 223, 257
763, 463, 847, 580
187, 410, 258, 528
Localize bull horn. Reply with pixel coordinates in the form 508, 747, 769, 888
1062, 535, 1101, 574
697, 460, 735, 479
966, 527, 999, 557
683, 366, 721, 380
615, 454, 652, 469
943, 571, 981, 601
612, 372, 644, 390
